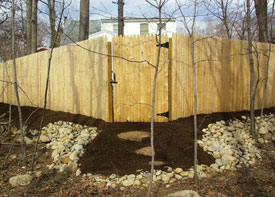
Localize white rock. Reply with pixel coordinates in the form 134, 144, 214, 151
161, 174, 170, 183
40, 134, 51, 143
72, 144, 83, 152
167, 190, 200, 197
227, 127, 235, 131
136, 174, 142, 180
122, 180, 133, 187
109, 174, 116, 180
24, 136, 33, 145
175, 174, 182, 180
76, 169, 81, 176
156, 170, 162, 176
221, 154, 235, 165
213, 152, 221, 159
258, 138, 264, 144
259, 127, 268, 134
174, 168, 183, 174
215, 159, 222, 166
198, 171, 207, 179
127, 174, 136, 183
167, 172, 174, 178
51, 149, 59, 160
69, 151, 78, 161
180, 171, 189, 177
59, 127, 72, 135
77, 138, 86, 145
188, 171, 194, 179
134, 179, 141, 186
120, 186, 125, 191
167, 166, 173, 172
220, 147, 233, 156
9, 174, 32, 187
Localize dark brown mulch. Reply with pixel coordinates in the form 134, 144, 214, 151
1, 103, 274, 177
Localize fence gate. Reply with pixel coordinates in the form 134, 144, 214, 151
111, 35, 170, 122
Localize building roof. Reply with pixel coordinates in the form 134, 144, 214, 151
61, 20, 101, 45
101, 17, 176, 23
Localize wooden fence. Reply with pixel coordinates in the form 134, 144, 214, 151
0, 37, 110, 121
171, 34, 275, 120
0, 34, 274, 122
112, 35, 169, 122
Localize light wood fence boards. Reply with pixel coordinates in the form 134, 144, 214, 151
112, 34, 169, 122
171, 34, 275, 120
0, 34, 274, 122
0, 37, 110, 121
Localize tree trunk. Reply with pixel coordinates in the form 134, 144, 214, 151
191, 37, 198, 182
31, 0, 38, 53
259, 0, 274, 136
26, 0, 32, 54
12, 0, 27, 166
118, 0, 124, 36
247, 0, 256, 140
147, 9, 162, 197
254, 0, 268, 42
79, 0, 90, 41
48, 0, 57, 48
221, 0, 232, 39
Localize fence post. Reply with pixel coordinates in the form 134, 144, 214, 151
107, 42, 114, 122
168, 37, 173, 121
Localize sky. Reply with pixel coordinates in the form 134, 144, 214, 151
63, 0, 180, 20
37, 0, 261, 33
45, 0, 203, 33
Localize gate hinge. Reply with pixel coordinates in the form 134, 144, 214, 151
156, 42, 169, 49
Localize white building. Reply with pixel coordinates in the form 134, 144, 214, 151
62, 18, 177, 45
101, 18, 176, 36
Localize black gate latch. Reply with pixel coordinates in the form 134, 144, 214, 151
110, 72, 118, 84
156, 42, 169, 48
157, 111, 169, 118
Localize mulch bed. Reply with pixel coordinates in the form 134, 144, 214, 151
1, 103, 274, 176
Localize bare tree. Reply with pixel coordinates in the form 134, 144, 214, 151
259, 0, 274, 133
31, 0, 38, 53
0, 1, 49, 60
118, 0, 124, 36
11, 0, 26, 166
247, 0, 256, 140
26, 0, 32, 54
32, 0, 66, 170
47, 0, 56, 47
143, 0, 169, 196
254, 0, 268, 42
42, 0, 67, 47
204, 0, 236, 39
176, 0, 200, 183
0, 0, 9, 25
79, 0, 90, 41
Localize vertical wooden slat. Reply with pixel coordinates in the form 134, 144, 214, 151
168, 37, 173, 121
108, 42, 113, 122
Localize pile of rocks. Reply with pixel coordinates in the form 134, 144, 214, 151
82, 165, 209, 189
32, 121, 100, 175
198, 113, 275, 173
